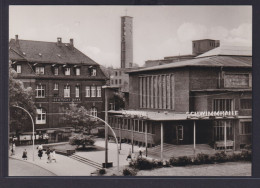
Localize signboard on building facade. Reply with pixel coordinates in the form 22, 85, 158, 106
52, 98, 81, 102
186, 111, 239, 119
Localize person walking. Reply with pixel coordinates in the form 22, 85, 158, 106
51, 149, 57, 163
37, 144, 43, 159
46, 147, 51, 163
138, 146, 143, 158
22, 149, 27, 160
126, 148, 132, 161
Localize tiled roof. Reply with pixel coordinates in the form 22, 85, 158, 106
128, 55, 251, 73
9, 39, 99, 66
196, 45, 252, 58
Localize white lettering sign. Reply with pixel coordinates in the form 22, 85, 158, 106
186, 111, 238, 119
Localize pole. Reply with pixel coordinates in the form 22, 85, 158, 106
160, 122, 163, 160
224, 121, 227, 153
105, 88, 108, 168
131, 119, 134, 153
13, 105, 35, 161
145, 121, 148, 157
193, 121, 196, 156
120, 118, 122, 150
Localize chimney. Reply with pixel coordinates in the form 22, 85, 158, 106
15, 35, 18, 41
70, 38, 74, 47
57, 37, 62, 46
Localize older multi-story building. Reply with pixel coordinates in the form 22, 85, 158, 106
9, 35, 107, 142
108, 45, 252, 157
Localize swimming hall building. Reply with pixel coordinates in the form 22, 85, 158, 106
107, 45, 252, 157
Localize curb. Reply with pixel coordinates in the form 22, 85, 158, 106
9, 157, 57, 176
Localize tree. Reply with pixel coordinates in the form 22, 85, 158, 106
69, 134, 95, 149
63, 103, 100, 134
9, 62, 36, 135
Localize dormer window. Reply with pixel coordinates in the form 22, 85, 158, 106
76, 67, 80, 76
36, 66, 44, 75
65, 68, 70, 75
91, 68, 96, 76
54, 67, 59, 75
16, 65, 21, 73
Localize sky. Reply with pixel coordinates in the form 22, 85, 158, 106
9, 6, 252, 68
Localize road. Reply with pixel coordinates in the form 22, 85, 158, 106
9, 158, 56, 176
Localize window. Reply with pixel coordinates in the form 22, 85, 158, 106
75, 86, 80, 98
213, 99, 233, 111
36, 108, 46, 124
54, 83, 58, 90
91, 86, 96, 97
214, 121, 233, 141
65, 68, 70, 75
85, 86, 90, 97
97, 86, 101, 97
36, 85, 45, 98
240, 122, 251, 135
36, 67, 44, 75
90, 107, 97, 117
76, 68, 80, 76
54, 67, 59, 75
176, 125, 183, 141
91, 68, 96, 76
139, 121, 143, 132
64, 85, 70, 98
240, 99, 252, 110
115, 71, 118, 76
16, 65, 21, 73
119, 79, 122, 84
115, 79, 118, 85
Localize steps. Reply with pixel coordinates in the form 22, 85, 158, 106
69, 154, 102, 170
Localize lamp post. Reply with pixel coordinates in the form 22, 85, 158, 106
12, 105, 35, 161
86, 113, 120, 174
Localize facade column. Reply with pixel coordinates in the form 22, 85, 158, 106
161, 122, 164, 160
145, 121, 148, 157
193, 121, 196, 156
233, 121, 236, 151
224, 121, 227, 153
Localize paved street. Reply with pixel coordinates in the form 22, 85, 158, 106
9, 158, 56, 176
9, 145, 97, 176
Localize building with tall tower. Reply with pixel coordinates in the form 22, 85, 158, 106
121, 16, 133, 68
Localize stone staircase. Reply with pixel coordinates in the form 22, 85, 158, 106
146, 143, 216, 159
69, 154, 103, 170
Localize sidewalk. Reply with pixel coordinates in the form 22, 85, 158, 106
76, 138, 147, 167
9, 145, 97, 176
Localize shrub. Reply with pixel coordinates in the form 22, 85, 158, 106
98, 168, 106, 175
170, 156, 192, 166
151, 159, 163, 168
240, 150, 252, 161
213, 151, 228, 163
194, 153, 211, 165
69, 134, 95, 149
123, 168, 137, 176
163, 160, 171, 167
135, 158, 154, 170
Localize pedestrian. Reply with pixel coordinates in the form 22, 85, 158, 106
37, 144, 43, 159
51, 149, 57, 163
46, 147, 51, 163
138, 146, 142, 158
22, 149, 27, 160
38, 149, 43, 159
126, 148, 132, 161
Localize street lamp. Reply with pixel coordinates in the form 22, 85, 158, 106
85, 113, 120, 174
12, 105, 35, 161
